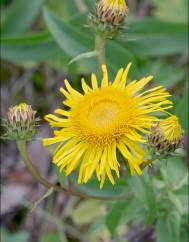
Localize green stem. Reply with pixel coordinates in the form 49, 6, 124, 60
17, 141, 73, 194
16, 140, 129, 201
95, 35, 106, 69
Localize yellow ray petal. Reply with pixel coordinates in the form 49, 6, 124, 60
132, 76, 153, 93
105, 162, 115, 185
78, 148, 95, 184
54, 109, 70, 117
117, 142, 142, 175
64, 79, 82, 98
128, 158, 142, 175
66, 146, 87, 175
84, 149, 103, 182
55, 143, 85, 167
99, 147, 108, 175
43, 136, 68, 146
60, 87, 73, 100
118, 62, 132, 89
44, 114, 70, 127
100, 171, 106, 189
81, 78, 91, 93
101, 64, 108, 87
54, 138, 78, 159
112, 67, 124, 86
111, 143, 120, 177
91, 73, 98, 89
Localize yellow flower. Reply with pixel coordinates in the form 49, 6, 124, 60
96, 0, 128, 25
43, 63, 172, 188
149, 115, 183, 153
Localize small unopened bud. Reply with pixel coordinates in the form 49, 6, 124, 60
96, 0, 128, 25
148, 115, 183, 154
4, 103, 39, 140
88, 0, 128, 39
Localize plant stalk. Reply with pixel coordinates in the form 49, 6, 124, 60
95, 35, 106, 69
16, 140, 129, 200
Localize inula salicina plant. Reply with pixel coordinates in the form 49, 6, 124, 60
1, 0, 188, 241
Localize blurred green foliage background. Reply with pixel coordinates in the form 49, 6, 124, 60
1, 0, 188, 242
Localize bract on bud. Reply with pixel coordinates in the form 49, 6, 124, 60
148, 115, 183, 154
88, 0, 128, 39
5, 103, 39, 140
96, 0, 128, 25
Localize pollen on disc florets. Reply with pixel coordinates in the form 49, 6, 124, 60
4, 103, 39, 140
70, 87, 129, 147
148, 115, 183, 154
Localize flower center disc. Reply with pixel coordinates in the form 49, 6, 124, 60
71, 88, 129, 147
88, 101, 119, 128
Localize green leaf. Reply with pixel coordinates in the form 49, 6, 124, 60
168, 192, 183, 215
165, 157, 188, 187
139, 61, 185, 88
43, 8, 135, 73
180, 214, 189, 242
1, 0, 44, 34
88, 218, 107, 236
121, 17, 188, 56
46, 0, 79, 20
128, 174, 157, 224
167, 211, 181, 242
43, 8, 91, 57
106, 201, 128, 234
40, 232, 61, 242
1, 32, 65, 63
0, 0, 6, 5
122, 198, 145, 224
55, 166, 68, 186
84, 0, 94, 9
153, 0, 188, 23
1, 227, 29, 242
71, 173, 129, 199
72, 200, 102, 224
68, 50, 97, 65
157, 215, 172, 242
175, 81, 188, 132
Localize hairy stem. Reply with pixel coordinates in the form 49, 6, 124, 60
95, 35, 106, 69
17, 141, 75, 194
16, 140, 130, 200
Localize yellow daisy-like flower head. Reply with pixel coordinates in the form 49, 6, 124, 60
149, 115, 183, 153
96, 0, 128, 25
43, 63, 172, 188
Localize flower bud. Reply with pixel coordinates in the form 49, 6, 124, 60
96, 0, 128, 25
148, 115, 183, 154
4, 103, 39, 140
88, 0, 128, 39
